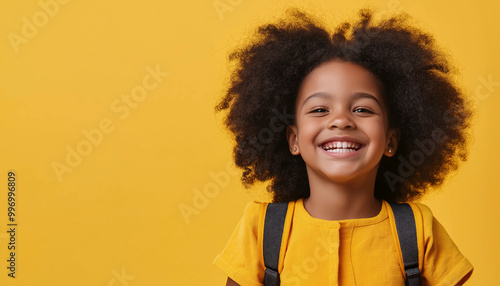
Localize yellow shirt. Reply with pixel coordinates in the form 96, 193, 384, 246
213, 198, 473, 286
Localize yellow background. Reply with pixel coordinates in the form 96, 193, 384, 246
0, 0, 498, 285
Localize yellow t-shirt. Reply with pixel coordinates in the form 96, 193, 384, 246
213, 198, 473, 286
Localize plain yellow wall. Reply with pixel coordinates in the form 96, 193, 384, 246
0, 0, 498, 285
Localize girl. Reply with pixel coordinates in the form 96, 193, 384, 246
213, 8, 474, 285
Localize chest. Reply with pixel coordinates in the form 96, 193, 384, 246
278, 218, 406, 285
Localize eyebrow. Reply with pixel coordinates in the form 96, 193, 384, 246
302, 91, 381, 106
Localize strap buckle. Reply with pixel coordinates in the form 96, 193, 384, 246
264, 268, 280, 286
405, 266, 421, 286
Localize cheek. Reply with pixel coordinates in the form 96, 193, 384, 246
297, 119, 321, 143
363, 120, 388, 146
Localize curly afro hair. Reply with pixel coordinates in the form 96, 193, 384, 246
215, 8, 472, 203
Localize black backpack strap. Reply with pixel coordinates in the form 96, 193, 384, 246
263, 202, 288, 286
390, 203, 422, 286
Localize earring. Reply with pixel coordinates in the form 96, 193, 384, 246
293, 147, 297, 151
388, 148, 392, 153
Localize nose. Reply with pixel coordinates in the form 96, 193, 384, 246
328, 109, 355, 129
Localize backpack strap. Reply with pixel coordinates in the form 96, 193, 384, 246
263, 202, 288, 286
389, 203, 422, 286
262, 201, 422, 286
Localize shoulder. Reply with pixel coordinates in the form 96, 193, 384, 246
239, 200, 296, 234
412, 202, 433, 220
409, 202, 474, 285
411, 202, 434, 235
242, 200, 296, 223
243, 200, 266, 216
409, 202, 441, 243
213, 201, 269, 286
410, 202, 456, 247
239, 200, 267, 231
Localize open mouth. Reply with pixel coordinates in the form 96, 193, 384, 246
320, 141, 363, 153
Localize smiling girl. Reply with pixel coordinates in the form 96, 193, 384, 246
213, 8, 473, 286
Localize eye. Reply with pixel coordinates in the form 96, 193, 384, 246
309, 108, 328, 113
353, 107, 374, 114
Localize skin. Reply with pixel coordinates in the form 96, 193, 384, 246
225, 59, 401, 285
286, 59, 400, 221
225, 277, 239, 286
224, 60, 470, 285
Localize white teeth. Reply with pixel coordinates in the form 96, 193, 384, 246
321, 141, 361, 151
325, 148, 357, 153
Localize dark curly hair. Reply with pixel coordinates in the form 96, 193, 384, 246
215, 8, 472, 203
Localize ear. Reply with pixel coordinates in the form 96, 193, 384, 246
384, 127, 400, 157
286, 125, 300, 155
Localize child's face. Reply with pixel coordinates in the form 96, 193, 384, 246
286, 59, 399, 184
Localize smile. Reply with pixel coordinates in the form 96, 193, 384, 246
320, 141, 362, 153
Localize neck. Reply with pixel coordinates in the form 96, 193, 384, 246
303, 168, 382, 221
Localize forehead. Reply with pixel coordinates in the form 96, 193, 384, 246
297, 60, 384, 104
